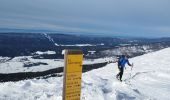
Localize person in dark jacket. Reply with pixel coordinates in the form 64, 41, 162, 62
116, 55, 133, 82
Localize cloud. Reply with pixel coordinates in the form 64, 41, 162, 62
0, 0, 170, 37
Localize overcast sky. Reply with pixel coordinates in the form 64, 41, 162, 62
0, 0, 170, 37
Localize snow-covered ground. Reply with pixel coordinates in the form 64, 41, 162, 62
0, 55, 113, 73
0, 48, 170, 100
0, 56, 64, 73
34, 51, 56, 55
55, 43, 105, 47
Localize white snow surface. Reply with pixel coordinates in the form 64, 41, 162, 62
55, 44, 95, 47
35, 51, 56, 55
0, 56, 64, 73
0, 48, 170, 100
0, 55, 113, 73
55, 43, 104, 47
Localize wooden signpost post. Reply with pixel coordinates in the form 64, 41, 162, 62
62, 50, 83, 100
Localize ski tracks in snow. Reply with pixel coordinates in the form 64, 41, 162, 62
81, 73, 145, 100
43, 33, 59, 46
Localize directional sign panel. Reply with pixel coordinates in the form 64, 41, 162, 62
63, 50, 83, 100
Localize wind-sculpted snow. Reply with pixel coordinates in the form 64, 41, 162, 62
0, 48, 170, 99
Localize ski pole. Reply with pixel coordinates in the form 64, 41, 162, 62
131, 63, 134, 70
128, 63, 133, 78
130, 63, 134, 78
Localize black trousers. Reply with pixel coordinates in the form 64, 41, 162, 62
117, 67, 124, 81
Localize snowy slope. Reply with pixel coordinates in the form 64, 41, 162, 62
0, 48, 170, 100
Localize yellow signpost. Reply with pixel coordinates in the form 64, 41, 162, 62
63, 50, 83, 100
